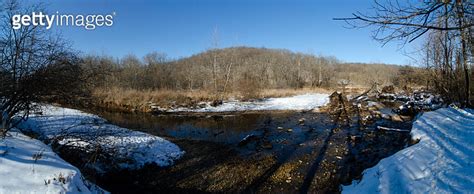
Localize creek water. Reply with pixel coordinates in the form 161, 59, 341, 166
94, 110, 335, 157
83, 107, 414, 193
92, 107, 413, 163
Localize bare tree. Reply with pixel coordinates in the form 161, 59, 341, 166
211, 27, 220, 94
221, 47, 235, 97
0, 0, 78, 136
335, 0, 473, 106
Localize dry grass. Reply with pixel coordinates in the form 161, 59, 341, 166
258, 88, 331, 98
93, 87, 216, 108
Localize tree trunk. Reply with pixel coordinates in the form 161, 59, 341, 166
212, 52, 218, 93
457, 1, 470, 107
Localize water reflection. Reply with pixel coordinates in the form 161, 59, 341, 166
95, 111, 334, 154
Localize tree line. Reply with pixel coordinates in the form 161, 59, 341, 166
80, 47, 410, 96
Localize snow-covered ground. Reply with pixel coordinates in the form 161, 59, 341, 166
0, 130, 106, 193
343, 107, 474, 193
17, 105, 184, 171
172, 93, 329, 112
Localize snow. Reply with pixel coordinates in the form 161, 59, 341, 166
396, 92, 443, 114
342, 107, 474, 194
17, 105, 184, 170
172, 93, 329, 112
0, 130, 106, 193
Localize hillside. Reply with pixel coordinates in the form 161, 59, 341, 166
84, 46, 425, 93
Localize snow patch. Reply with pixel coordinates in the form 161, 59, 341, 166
172, 93, 329, 112
0, 130, 106, 193
342, 107, 474, 193
17, 105, 184, 170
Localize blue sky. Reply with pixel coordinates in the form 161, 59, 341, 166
35, 0, 420, 64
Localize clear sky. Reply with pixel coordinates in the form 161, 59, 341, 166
32, 0, 421, 64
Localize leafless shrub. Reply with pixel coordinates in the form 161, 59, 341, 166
0, 0, 79, 136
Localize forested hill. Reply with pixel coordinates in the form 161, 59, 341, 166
83, 46, 426, 92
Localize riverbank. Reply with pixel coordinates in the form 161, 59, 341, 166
16, 105, 184, 172
88, 87, 333, 113
342, 106, 474, 193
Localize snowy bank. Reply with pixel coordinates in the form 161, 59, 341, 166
342, 107, 474, 193
0, 130, 106, 193
171, 93, 329, 112
17, 105, 184, 171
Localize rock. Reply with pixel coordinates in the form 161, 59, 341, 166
381, 114, 391, 120
368, 106, 379, 111
372, 111, 382, 116
261, 140, 273, 149
378, 93, 396, 100
361, 115, 374, 124
374, 113, 381, 119
400, 115, 412, 121
350, 135, 361, 143
263, 128, 270, 136
391, 114, 404, 122
211, 100, 223, 107
298, 118, 305, 125
197, 103, 207, 108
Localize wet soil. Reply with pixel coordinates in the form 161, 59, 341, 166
65, 101, 414, 194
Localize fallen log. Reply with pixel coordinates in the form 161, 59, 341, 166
353, 83, 377, 101
238, 134, 259, 147
377, 126, 410, 132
